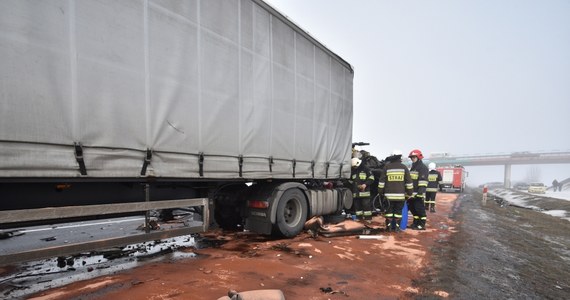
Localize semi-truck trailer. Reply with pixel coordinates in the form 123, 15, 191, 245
0, 0, 354, 237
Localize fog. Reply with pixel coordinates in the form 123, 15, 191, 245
465, 164, 568, 187
266, 0, 570, 184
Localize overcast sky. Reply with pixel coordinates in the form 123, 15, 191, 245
265, 0, 570, 184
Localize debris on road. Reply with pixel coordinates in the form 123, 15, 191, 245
357, 235, 385, 240
0, 230, 24, 240
218, 289, 285, 300
320, 286, 348, 296
304, 215, 386, 238
136, 219, 161, 231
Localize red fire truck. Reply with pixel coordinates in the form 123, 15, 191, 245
436, 165, 467, 193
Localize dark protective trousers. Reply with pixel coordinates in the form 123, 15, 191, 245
385, 200, 405, 229
409, 196, 427, 225
425, 192, 437, 209
353, 197, 372, 219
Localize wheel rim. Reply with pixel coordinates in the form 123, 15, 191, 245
283, 198, 301, 225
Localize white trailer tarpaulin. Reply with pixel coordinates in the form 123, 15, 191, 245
0, 0, 353, 179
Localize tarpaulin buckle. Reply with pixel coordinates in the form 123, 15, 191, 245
238, 155, 244, 177
198, 152, 204, 177
311, 160, 315, 178
140, 148, 152, 176
269, 156, 274, 173
325, 162, 330, 178
292, 159, 296, 178
74, 142, 87, 176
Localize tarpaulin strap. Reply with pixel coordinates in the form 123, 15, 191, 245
311, 160, 315, 178
269, 156, 273, 173
74, 142, 87, 176
140, 149, 152, 176
339, 163, 344, 178
238, 155, 244, 177
292, 159, 296, 178
325, 162, 330, 178
198, 152, 204, 177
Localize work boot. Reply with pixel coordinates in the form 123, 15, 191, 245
410, 219, 418, 229
416, 220, 426, 230
392, 225, 401, 233
393, 219, 401, 233
430, 205, 436, 213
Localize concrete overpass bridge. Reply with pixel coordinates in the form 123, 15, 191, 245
425, 151, 570, 188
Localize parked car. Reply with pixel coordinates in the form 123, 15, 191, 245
514, 182, 530, 190
528, 182, 546, 194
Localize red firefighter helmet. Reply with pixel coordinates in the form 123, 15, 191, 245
408, 149, 424, 160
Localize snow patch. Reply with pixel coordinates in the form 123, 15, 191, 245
542, 210, 566, 218
519, 190, 570, 201
488, 189, 569, 222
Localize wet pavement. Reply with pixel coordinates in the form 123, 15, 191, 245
413, 190, 570, 299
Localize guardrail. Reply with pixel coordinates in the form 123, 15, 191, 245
0, 197, 209, 266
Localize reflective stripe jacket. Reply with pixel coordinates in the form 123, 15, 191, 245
378, 160, 413, 201
350, 164, 374, 198
410, 160, 429, 198
427, 170, 442, 192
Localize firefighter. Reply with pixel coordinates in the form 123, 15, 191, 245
360, 150, 385, 214
378, 150, 413, 232
350, 157, 375, 220
426, 162, 442, 213
408, 149, 429, 230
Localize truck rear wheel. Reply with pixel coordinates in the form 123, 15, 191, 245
273, 189, 308, 237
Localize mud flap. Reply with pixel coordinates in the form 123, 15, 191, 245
245, 216, 273, 235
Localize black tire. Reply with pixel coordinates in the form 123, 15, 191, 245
214, 204, 242, 230
273, 189, 308, 237
213, 185, 246, 230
